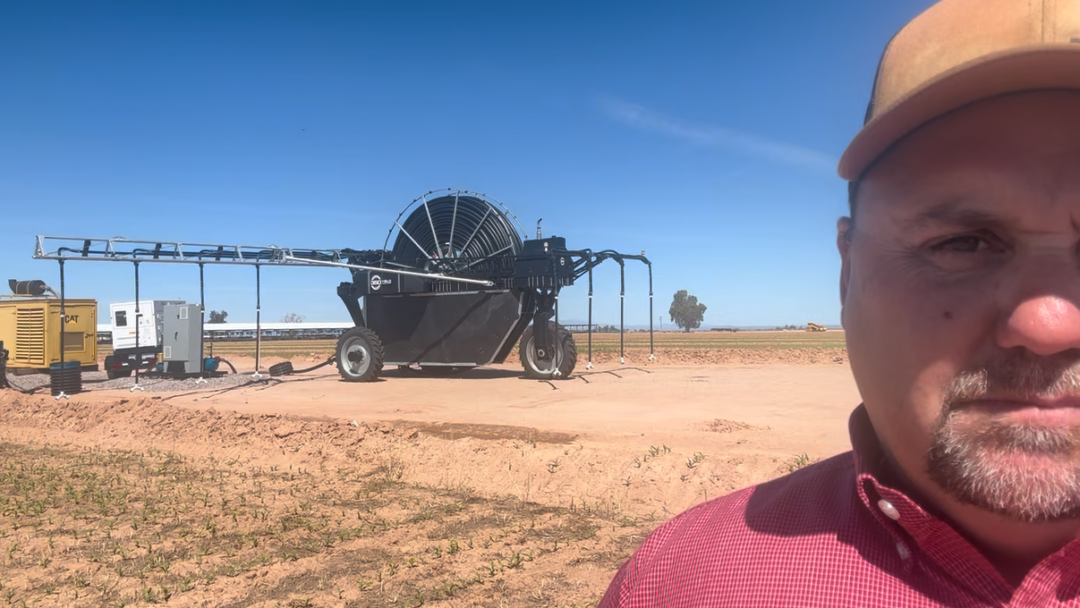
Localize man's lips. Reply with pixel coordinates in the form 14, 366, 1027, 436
957, 397, 1080, 422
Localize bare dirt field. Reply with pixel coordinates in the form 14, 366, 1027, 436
1, 331, 860, 607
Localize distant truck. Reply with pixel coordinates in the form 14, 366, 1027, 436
806, 322, 828, 332
103, 300, 182, 379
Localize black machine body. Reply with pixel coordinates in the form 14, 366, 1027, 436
330, 190, 652, 381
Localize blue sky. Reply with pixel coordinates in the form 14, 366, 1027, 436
0, 1, 935, 327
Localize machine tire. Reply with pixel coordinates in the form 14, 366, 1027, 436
269, 362, 294, 377
520, 323, 577, 380
335, 327, 384, 382
106, 370, 132, 380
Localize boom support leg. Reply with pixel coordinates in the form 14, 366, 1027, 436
131, 261, 144, 392
56, 260, 69, 400
254, 265, 262, 378
586, 266, 594, 370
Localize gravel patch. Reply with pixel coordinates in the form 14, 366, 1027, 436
3, 371, 273, 394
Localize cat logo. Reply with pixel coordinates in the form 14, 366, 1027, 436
64, 314, 79, 324
370, 274, 392, 291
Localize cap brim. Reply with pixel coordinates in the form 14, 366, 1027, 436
839, 45, 1080, 181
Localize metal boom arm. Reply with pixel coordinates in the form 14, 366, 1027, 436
32, 236, 493, 286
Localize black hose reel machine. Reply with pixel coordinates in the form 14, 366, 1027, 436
333, 189, 654, 382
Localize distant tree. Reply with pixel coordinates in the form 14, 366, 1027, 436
281, 312, 305, 323
208, 310, 228, 323
669, 290, 707, 332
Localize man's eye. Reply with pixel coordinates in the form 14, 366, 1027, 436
929, 233, 1001, 254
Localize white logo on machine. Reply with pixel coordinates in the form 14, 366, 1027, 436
370, 274, 392, 291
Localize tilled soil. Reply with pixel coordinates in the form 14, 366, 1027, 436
0, 355, 862, 607
0, 397, 663, 607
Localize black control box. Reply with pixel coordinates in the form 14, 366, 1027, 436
515, 237, 573, 279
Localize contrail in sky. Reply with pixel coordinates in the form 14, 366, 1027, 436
599, 98, 836, 173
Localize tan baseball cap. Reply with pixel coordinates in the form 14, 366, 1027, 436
838, 0, 1080, 181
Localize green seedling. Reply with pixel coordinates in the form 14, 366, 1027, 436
786, 453, 814, 472
686, 452, 707, 469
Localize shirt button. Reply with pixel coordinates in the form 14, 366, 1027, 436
878, 499, 901, 521
896, 542, 910, 560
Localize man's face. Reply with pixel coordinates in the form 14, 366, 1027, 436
841, 91, 1080, 522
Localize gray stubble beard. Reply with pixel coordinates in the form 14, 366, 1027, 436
926, 355, 1080, 522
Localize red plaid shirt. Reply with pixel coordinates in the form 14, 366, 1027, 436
598, 406, 1080, 607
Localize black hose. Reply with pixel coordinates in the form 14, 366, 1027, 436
218, 358, 238, 374
291, 357, 335, 375
161, 377, 279, 402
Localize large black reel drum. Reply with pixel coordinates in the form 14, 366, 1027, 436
384, 191, 524, 275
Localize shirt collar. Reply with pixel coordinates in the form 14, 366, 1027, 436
848, 404, 891, 483
847, 404, 1018, 597
847, 403, 944, 521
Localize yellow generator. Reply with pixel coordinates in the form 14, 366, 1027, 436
0, 285, 98, 372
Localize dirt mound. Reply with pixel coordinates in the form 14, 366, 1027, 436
0, 394, 371, 468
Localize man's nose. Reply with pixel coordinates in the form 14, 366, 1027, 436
998, 295, 1080, 356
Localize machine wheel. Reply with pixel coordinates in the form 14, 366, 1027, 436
106, 370, 132, 380
520, 323, 577, 380
336, 327, 384, 382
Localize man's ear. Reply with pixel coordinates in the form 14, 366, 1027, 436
837, 217, 853, 305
